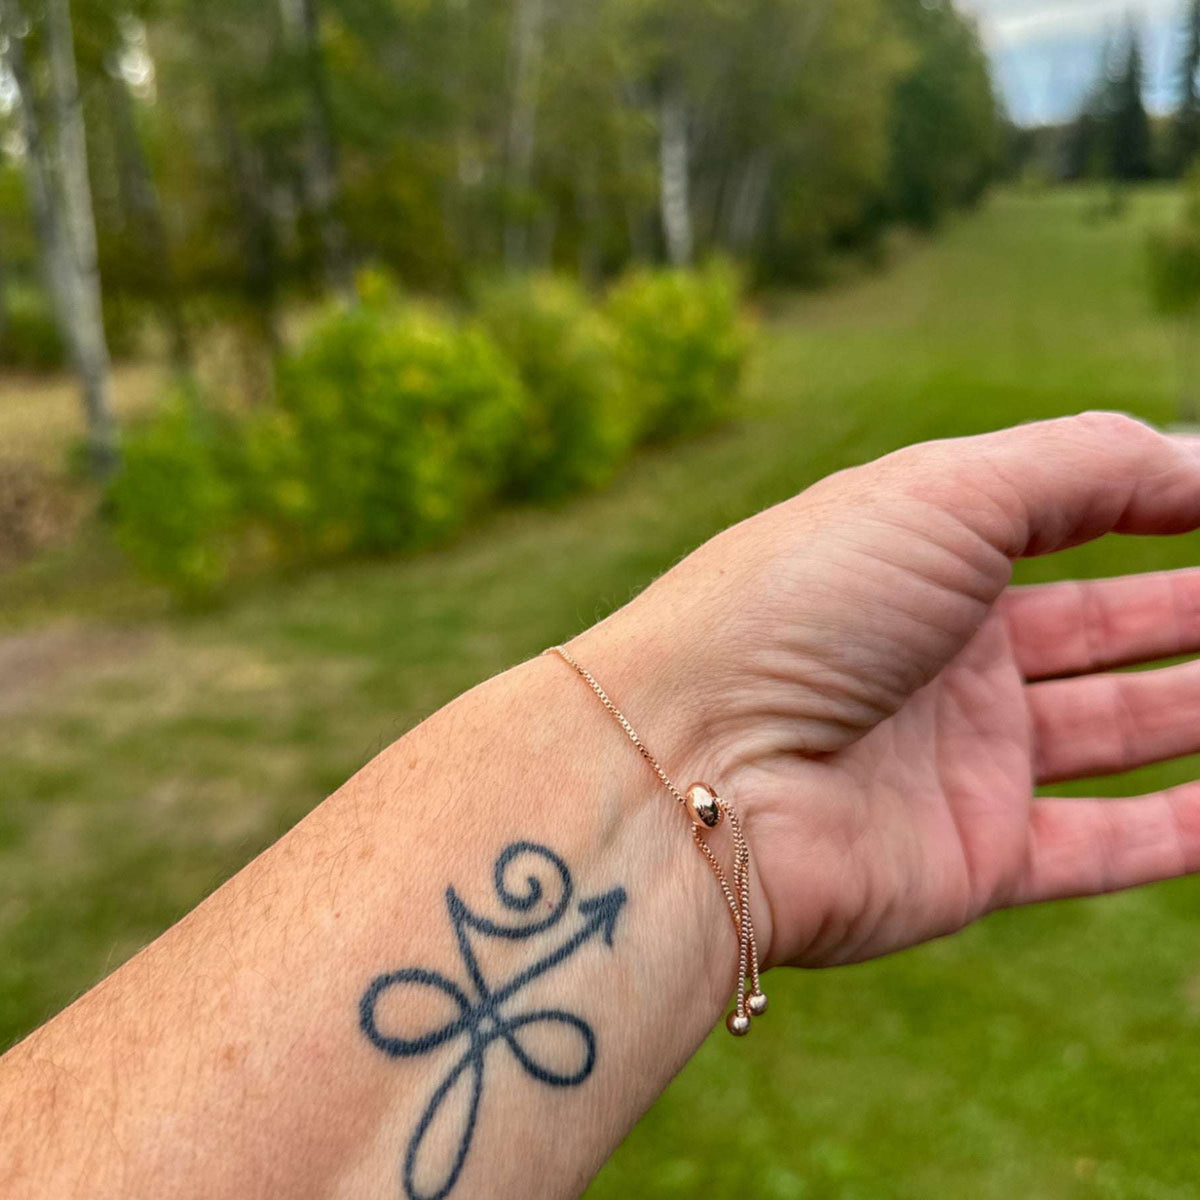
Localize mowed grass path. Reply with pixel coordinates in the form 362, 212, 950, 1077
3, 188, 1199, 1199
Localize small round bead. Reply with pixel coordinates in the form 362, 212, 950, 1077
747, 991, 769, 1017
686, 782, 724, 829
726, 1010, 751, 1037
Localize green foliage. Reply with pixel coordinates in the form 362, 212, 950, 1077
0, 289, 65, 371
1147, 226, 1200, 318
476, 275, 631, 499
0, 281, 138, 373
104, 264, 753, 598
885, 0, 1001, 228
272, 297, 527, 555
607, 261, 751, 442
0, 0, 999, 358
109, 397, 236, 600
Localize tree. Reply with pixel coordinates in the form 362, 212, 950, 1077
884, 0, 1000, 227
278, 0, 351, 293
0, 0, 1004, 385
1171, 0, 1200, 174
1062, 79, 1109, 182
1, 0, 118, 475
97, 19, 192, 370
1109, 26, 1154, 182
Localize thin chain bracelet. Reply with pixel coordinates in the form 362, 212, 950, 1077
545, 644, 767, 1036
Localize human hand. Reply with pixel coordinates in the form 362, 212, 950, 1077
574, 414, 1200, 970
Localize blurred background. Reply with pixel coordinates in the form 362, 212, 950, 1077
4, 0, 1200, 1196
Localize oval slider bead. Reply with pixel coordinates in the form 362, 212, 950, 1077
726, 1010, 751, 1036
748, 991, 768, 1017
686, 782, 724, 830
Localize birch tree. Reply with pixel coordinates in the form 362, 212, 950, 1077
1, 0, 117, 474
657, 86, 691, 265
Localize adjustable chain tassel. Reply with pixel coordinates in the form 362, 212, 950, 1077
686, 786, 765, 1034
546, 646, 767, 1036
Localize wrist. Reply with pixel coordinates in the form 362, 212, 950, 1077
564, 609, 729, 790
514, 653, 735, 1012
539, 620, 777, 995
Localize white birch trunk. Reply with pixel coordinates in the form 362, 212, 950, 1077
46, 0, 118, 474
2, 0, 118, 474
658, 88, 693, 266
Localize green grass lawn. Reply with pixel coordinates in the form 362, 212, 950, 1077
4, 186, 1200, 1199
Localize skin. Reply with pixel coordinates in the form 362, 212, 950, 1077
6, 412, 1200, 1198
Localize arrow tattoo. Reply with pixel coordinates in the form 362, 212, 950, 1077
358, 840, 628, 1200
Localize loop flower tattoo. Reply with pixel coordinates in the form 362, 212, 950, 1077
359, 840, 628, 1200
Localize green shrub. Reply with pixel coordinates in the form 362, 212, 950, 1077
606, 260, 751, 442
0, 290, 65, 371
110, 397, 237, 599
275, 298, 527, 554
476, 274, 631, 499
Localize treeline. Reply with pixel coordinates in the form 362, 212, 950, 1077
0, 0, 1000, 473
1015, 1, 1200, 184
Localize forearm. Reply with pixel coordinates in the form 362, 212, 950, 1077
0, 651, 732, 1199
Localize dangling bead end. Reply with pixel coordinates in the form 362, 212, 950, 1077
726, 1010, 751, 1036
747, 991, 768, 1017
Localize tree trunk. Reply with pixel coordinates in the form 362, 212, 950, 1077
279, 0, 352, 294
503, 0, 546, 270
105, 67, 191, 370
726, 150, 773, 252
658, 87, 693, 266
46, 0, 118, 475
1, 0, 118, 476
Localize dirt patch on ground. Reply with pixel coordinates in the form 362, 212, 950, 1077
0, 459, 90, 569
0, 622, 155, 717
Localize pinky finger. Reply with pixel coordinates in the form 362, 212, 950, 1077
1012, 783, 1200, 906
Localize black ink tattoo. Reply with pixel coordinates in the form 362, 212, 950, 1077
359, 840, 628, 1200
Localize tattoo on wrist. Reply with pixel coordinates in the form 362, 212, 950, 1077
359, 840, 628, 1200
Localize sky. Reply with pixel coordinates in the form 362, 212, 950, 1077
960, 0, 1185, 125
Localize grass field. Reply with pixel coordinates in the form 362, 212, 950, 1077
4, 186, 1200, 1199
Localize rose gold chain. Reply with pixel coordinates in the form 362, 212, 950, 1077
546, 644, 767, 1035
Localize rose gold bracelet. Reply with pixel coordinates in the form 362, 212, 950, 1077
545, 644, 767, 1035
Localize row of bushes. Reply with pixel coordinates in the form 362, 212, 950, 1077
110, 263, 753, 598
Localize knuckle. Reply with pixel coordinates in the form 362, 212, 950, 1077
1067, 410, 1158, 446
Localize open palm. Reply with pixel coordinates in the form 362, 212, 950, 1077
593, 414, 1200, 970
